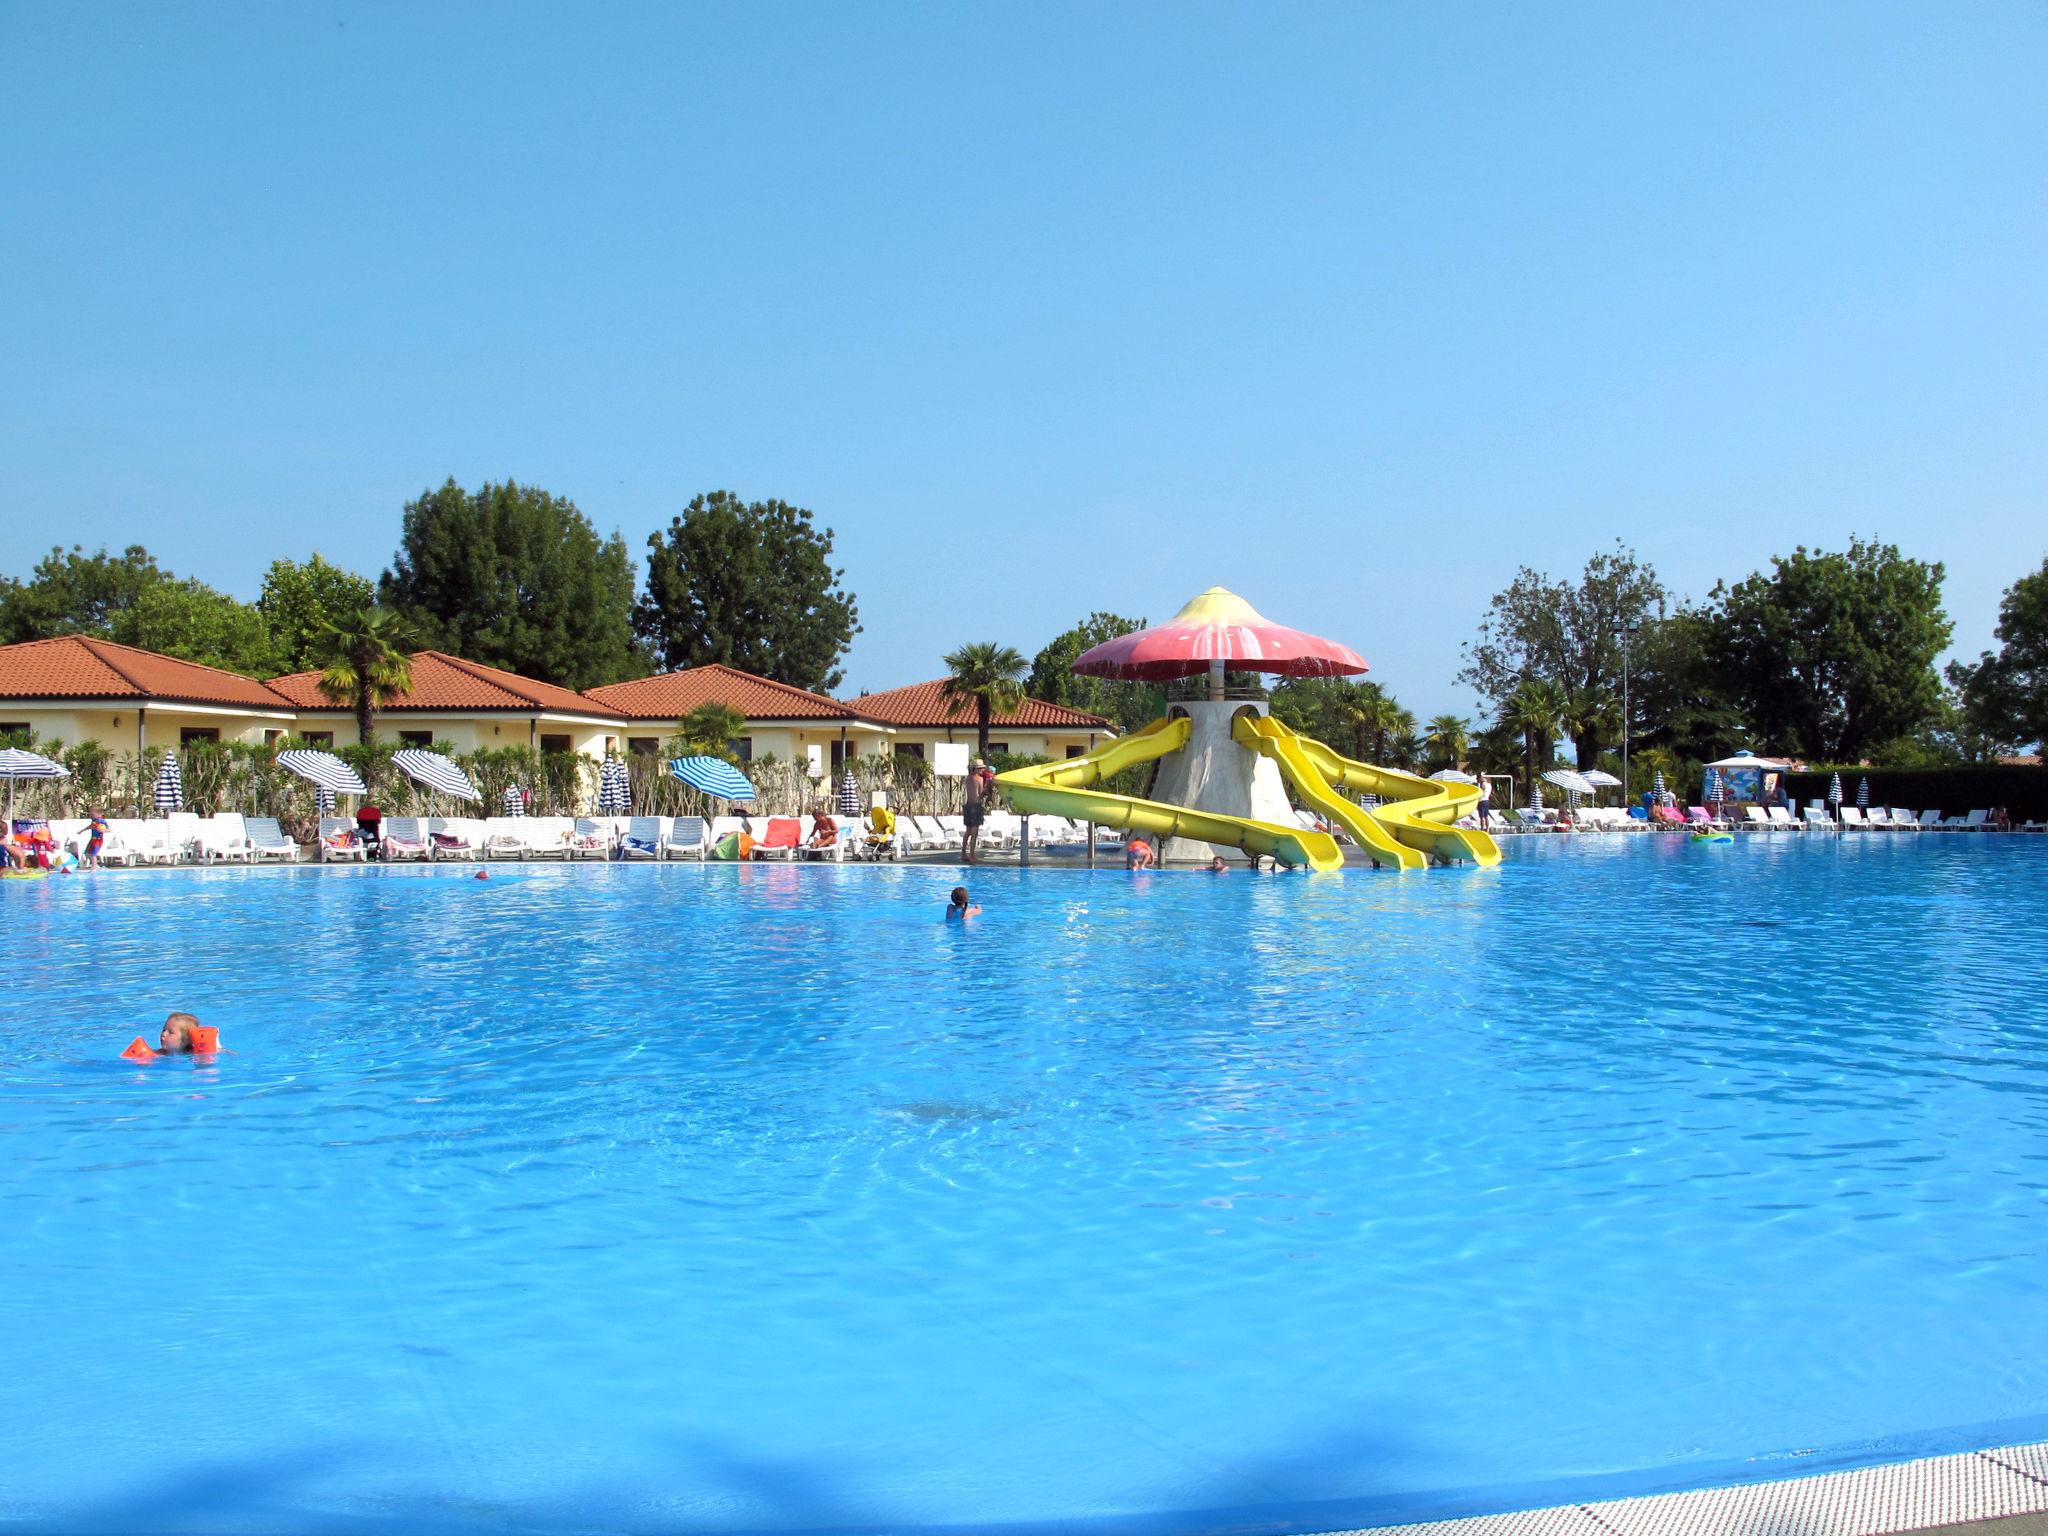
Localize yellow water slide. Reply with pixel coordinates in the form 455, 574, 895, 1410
995, 717, 1344, 872
1235, 715, 1502, 868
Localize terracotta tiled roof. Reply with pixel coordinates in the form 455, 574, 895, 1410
0, 635, 295, 710
268, 651, 625, 718
583, 663, 862, 722
848, 679, 1111, 731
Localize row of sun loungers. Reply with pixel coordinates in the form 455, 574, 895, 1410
1495, 802, 2014, 832
29, 813, 298, 865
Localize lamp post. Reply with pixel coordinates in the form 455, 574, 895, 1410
1615, 622, 1638, 797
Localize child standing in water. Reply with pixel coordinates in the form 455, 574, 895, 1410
946, 886, 981, 920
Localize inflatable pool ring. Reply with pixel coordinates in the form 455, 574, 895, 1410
1690, 831, 1733, 845
2, 867, 49, 880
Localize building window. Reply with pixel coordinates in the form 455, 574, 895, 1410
628, 737, 660, 756
830, 739, 850, 772
0, 723, 29, 746
729, 736, 752, 763
1066, 745, 1085, 758
897, 742, 925, 761
302, 732, 334, 748
399, 731, 433, 749
540, 734, 571, 755
987, 742, 1009, 756
180, 727, 220, 746
264, 730, 284, 747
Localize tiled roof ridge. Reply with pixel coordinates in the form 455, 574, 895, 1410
849, 677, 1112, 729
582, 663, 859, 719
694, 662, 858, 715
412, 650, 533, 706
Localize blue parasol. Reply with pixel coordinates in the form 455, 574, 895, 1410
670, 756, 756, 802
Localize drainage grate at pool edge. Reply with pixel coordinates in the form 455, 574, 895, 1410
1334, 1440, 2048, 1536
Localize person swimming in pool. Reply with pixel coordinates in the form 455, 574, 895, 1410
122, 1012, 220, 1061
1208, 855, 1228, 873
945, 885, 981, 920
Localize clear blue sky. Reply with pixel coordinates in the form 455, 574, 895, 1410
2, 3, 2042, 716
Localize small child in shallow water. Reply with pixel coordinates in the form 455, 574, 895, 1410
946, 886, 981, 921
122, 1012, 219, 1061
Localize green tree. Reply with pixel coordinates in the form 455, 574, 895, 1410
1423, 714, 1471, 771
1500, 677, 1568, 787
111, 578, 280, 677
941, 642, 1028, 757
1706, 538, 1951, 762
636, 491, 861, 692
260, 554, 377, 673
1948, 555, 2048, 753
666, 703, 750, 765
382, 478, 642, 691
1025, 612, 1162, 733
316, 607, 417, 746
1459, 543, 1667, 766
1628, 607, 1747, 768
0, 544, 166, 642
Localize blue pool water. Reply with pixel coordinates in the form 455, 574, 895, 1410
5, 836, 2047, 1534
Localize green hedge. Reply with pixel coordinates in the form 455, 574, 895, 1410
1784, 765, 2046, 820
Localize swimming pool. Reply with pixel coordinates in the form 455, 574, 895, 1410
5, 836, 2046, 1534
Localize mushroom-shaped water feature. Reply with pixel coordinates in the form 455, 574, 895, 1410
1072, 586, 1369, 699
997, 588, 1500, 871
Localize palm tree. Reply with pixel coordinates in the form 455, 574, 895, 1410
1562, 683, 1621, 771
670, 703, 749, 764
1332, 681, 1408, 763
941, 642, 1028, 757
1424, 714, 1470, 772
1499, 678, 1567, 793
316, 607, 415, 746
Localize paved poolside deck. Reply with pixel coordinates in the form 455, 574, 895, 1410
1341, 1442, 2048, 1536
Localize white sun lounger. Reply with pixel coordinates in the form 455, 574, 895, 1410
1804, 805, 1834, 828
427, 817, 480, 859
381, 817, 429, 860
1766, 806, 1801, 829
111, 819, 177, 864
482, 816, 533, 858
1918, 809, 1943, 829
198, 813, 255, 863
165, 811, 205, 861
316, 815, 367, 861
244, 816, 300, 862
568, 817, 612, 859
1890, 808, 1921, 832
619, 816, 667, 859
662, 816, 710, 860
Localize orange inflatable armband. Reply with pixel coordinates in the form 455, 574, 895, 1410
188, 1026, 220, 1053
121, 1037, 157, 1062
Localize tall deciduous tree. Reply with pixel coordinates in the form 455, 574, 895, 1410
1948, 556, 2048, 754
1026, 612, 1160, 733
0, 544, 166, 642
1706, 538, 1951, 762
113, 578, 280, 677
382, 479, 642, 691
941, 642, 1028, 757
636, 491, 860, 693
317, 607, 417, 746
260, 555, 376, 674
1459, 543, 1666, 767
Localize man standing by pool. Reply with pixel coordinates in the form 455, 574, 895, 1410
962, 758, 991, 864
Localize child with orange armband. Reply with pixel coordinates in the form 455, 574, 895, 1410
121, 1012, 221, 1061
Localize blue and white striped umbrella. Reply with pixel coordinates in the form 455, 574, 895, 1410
837, 769, 859, 818
670, 756, 756, 802
316, 785, 335, 815
1526, 777, 1543, 811
1705, 767, 1724, 804
502, 786, 526, 817
277, 748, 367, 797
392, 748, 481, 804
1652, 768, 1666, 797
596, 756, 630, 814
1828, 772, 1843, 806
152, 752, 183, 811
1857, 777, 1870, 808
0, 747, 68, 822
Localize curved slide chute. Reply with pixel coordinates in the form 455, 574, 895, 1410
1236, 715, 1501, 868
996, 717, 1344, 872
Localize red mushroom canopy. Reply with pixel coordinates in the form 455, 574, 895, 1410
1072, 588, 1369, 680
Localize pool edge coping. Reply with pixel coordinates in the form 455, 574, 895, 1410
1328, 1440, 2048, 1536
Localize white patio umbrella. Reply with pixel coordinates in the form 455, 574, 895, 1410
0, 747, 68, 823
1426, 768, 1478, 784
1542, 769, 1597, 796
392, 748, 481, 811
152, 752, 184, 812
